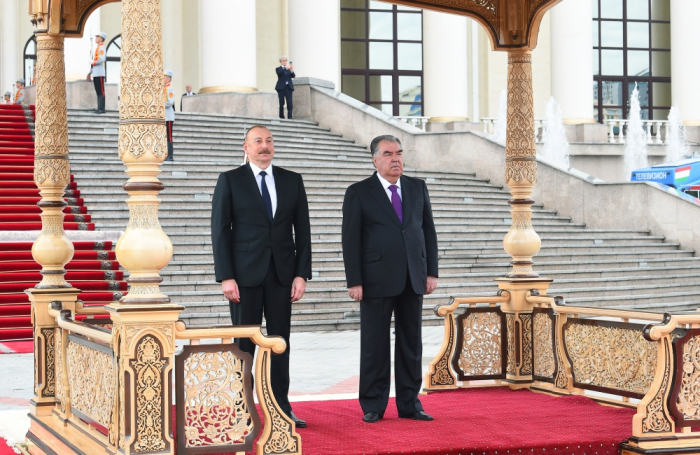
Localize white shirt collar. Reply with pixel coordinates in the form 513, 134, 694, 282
249, 161, 273, 178
376, 172, 401, 190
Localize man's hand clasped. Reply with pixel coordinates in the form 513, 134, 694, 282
223, 276, 306, 303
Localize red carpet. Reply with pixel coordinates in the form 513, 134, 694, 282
0, 103, 125, 341
168, 388, 636, 455
0, 438, 15, 455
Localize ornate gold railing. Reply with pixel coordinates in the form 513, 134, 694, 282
425, 291, 700, 453
40, 301, 301, 455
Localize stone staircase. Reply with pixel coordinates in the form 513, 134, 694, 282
65, 108, 700, 331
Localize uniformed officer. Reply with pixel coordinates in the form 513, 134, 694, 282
14, 79, 25, 105
164, 70, 175, 161
3, 92, 11, 104
91, 32, 107, 114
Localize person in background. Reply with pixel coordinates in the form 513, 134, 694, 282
3, 92, 11, 104
275, 57, 295, 120
164, 70, 175, 161
91, 31, 107, 114
180, 84, 196, 111
14, 80, 25, 105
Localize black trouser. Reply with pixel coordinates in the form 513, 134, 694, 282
359, 277, 424, 417
93, 76, 105, 111
277, 86, 293, 119
166, 120, 174, 160
230, 256, 293, 415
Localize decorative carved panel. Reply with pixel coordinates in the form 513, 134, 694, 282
670, 330, 700, 426
520, 313, 533, 375
42, 328, 56, 397
130, 335, 168, 452
533, 310, 556, 380
452, 308, 506, 380
643, 339, 673, 434
564, 319, 657, 398
175, 345, 260, 454
429, 313, 457, 387
259, 350, 299, 454
506, 313, 516, 374
66, 336, 115, 428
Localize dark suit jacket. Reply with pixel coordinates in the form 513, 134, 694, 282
342, 173, 438, 298
180, 92, 196, 111
275, 67, 295, 91
211, 163, 311, 287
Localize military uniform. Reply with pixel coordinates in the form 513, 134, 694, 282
91, 32, 107, 114
14, 80, 25, 105
4, 91, 12, 105
164, 70, 175, 161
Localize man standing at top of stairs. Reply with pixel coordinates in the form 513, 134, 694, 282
90, 32, 107, 114
13, 80, 24, 105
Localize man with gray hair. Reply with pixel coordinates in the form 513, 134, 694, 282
342, 135, 439, 423
275, 56, 295, 119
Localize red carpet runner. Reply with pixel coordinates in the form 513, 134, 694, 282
0, 105, 126, 341
169, 388, 636, 455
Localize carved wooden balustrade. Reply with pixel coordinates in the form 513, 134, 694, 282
30, 301, 301, 455
425, 292, 700, 454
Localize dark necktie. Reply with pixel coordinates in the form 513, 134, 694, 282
389, 184, 403, 223
259, 170, 273, 222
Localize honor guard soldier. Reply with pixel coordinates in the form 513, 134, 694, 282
3, 92, 11, 104
14, 79, 25, 105
164, 70, 175, 161
91, 32, 107, 114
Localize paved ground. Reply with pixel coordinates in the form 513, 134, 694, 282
0, 326, 445, 447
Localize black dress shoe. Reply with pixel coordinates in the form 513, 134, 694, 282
401, 411, 433, 421
288, 411, 306, 428
363, 411, 381, 423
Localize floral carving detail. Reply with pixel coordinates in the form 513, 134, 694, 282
506, 160, 538, 184
35, 158, 70, 185
182, 351, 256, 448
565, 323, 656, 394
430, 314, 456, 386
66, 340, 115, 428
458, 311, 502, 376
520, 314, 533, 375
35, 37, 69, 157
676, 335, 700, 420
131, 336, 167, 452
119, 123, 167, 160
40, 216, 65, 236
55, 329, 64, 406
260, 351, 299, 454
506, 314, 516, 374
511, 212, 533, 230
555, 322, 569, 390
534, 313, 555, 378
643, 341, 673, 433
42, 328, 56, 397
127, 204, 162, 230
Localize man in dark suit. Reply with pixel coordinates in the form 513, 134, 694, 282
211, 125, 311, 428
275, 57, 295, 119
180, 84, 196, 111
342, 135, 439, 424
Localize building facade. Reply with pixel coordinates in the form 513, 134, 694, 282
2, 0, 697, 125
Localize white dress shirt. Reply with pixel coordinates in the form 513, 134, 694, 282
376, 173, 402, 202
249, 162, 278, 217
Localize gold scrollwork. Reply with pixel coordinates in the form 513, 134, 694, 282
127, 204, 162, 230
506, 314, 516, 374
534, 313, 555, 378
458, 311, 502, 376
183, 351, 255, 447
676, 335, 700, 420
430, 313, 456, 386
118, 123, 167, 160
66, 340, 115, 427
260, 351, 298, 454
643, 341, 673, 433
55, 329, 64, 405
565, 323, 656, 394
131, 336, 167, 452
40, 216, 65, 236
520, 314, 533, 375
506, 160, 538, 185
42, 328, 55, 397
35, 37, 69, 158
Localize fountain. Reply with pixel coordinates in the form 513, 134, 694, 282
665, 106, 689, 162
624, 84, 648, 178
492, 89, 507, 144
539, 97, 570, 169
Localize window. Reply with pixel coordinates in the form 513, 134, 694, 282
23, 37, 37, 86
592, 0, 671, 123
106, 34, 122, 86
340, 0, 423, 116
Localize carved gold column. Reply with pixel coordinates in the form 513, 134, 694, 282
28, 33, 80, 417
497, 50, 551, 389
107, 0, 181, 453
